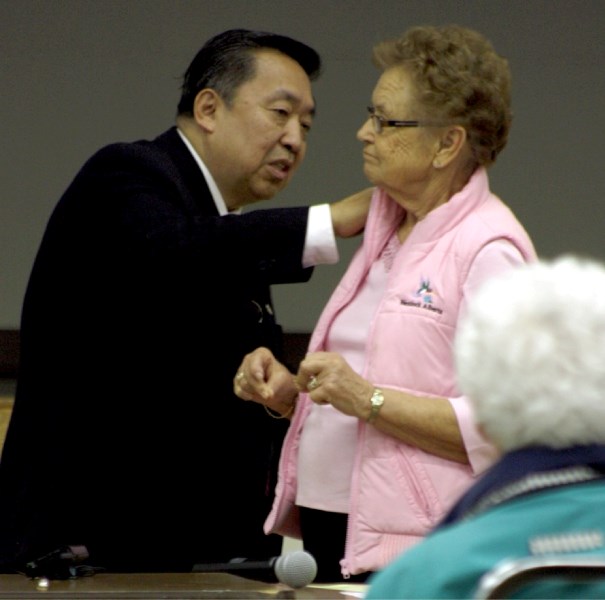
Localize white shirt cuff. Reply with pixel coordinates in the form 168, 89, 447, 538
302, 204, 339, 268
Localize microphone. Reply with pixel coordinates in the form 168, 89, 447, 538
193, 550, 317, 588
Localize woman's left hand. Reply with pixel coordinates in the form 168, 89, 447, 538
297, 352, 374, 418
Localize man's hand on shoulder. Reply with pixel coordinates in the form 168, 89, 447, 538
330, 187, 373, 238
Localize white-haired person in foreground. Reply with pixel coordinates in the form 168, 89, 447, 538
366, 255, 605, 600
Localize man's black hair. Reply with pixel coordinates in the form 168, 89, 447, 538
177, 29, 321, 116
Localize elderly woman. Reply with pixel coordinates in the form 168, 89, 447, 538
235, 25, 536, 581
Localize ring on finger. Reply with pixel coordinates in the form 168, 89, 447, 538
308, 375, 319, 391
236, 371, 245, 382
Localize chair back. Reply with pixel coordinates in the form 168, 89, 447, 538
474, 555, 605, 599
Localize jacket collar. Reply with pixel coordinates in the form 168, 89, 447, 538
438, 445, 605, 528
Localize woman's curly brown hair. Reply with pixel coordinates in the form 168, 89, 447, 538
372, 25, 512, 168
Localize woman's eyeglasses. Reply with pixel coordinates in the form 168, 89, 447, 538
366, 106, 451, 134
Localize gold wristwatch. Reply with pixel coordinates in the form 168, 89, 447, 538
367, 388, 384, 423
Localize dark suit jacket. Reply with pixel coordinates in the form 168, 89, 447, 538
0, 128, 312, 572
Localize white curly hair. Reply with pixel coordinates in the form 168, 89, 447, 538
455, 255, 605, 452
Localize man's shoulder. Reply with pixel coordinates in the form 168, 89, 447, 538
78, 127, 189, 179
91, 127, 179, 160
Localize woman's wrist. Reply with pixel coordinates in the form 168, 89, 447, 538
264, 378, 299, 419
264, 394, 297, 419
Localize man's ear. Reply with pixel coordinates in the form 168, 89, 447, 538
433, 125, 467, 169
193, 89, 221, 133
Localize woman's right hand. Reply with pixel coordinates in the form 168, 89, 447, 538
233, 347, 298, 416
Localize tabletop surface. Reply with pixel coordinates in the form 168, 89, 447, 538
0, 572, 367, 599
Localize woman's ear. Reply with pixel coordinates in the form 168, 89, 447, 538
433, 125, 467, 169
193, 89, 220, 133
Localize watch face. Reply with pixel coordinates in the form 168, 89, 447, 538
371, 390, 384, 406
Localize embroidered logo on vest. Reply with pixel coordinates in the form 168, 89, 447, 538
416, 278, 434, 304
400, 277, 444, 314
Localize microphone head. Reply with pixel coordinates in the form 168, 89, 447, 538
274, 550, 317, 588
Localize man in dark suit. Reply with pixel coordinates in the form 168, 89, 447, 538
0, 29, 368, 574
